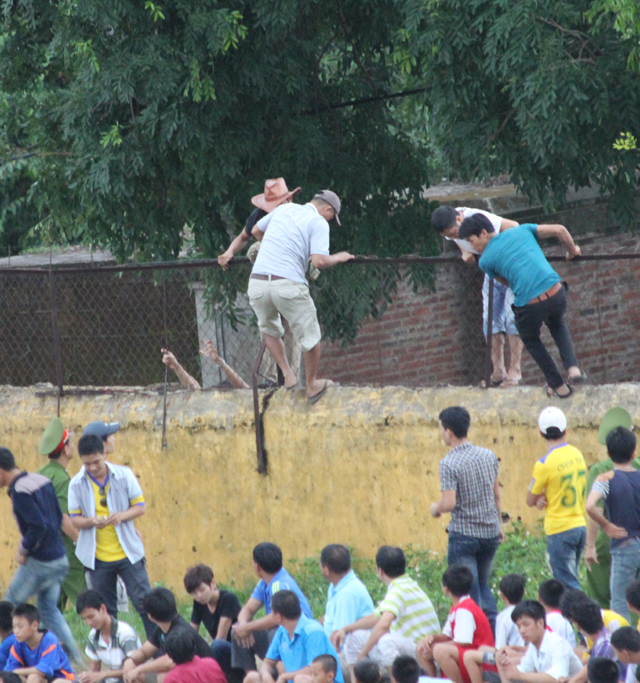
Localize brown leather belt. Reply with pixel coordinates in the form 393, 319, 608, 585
527, 282, 562, 305
250, 274, 286, 281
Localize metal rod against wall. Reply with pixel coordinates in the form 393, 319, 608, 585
252, 340, 268, 475
161, 281, 169, 449
48, 270, 64, 416
484, 279, 494, 389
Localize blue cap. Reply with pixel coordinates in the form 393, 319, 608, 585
83, 421, 120, 439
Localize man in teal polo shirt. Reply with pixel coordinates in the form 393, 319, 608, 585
320, 545, 374, 638
244, 591, 343, 683
458, 215, 585, 398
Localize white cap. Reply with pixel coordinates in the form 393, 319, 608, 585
538, 407, 567, 435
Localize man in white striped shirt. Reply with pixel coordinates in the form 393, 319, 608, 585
331, 546, 440, 675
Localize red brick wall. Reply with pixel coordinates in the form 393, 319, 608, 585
319, 233, 640, 387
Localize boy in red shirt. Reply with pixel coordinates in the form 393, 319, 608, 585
418, 565, 494, 683
163, 629, 226, 683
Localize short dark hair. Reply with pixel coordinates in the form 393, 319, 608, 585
320, 545, 351, 574
538, 579, 565, 609
607, 427, 636, 464
559, 588, 588, 621
164, 628, 196, 665
392, 655, 420, 683
12, 604, 39, 624
511, 600, 546, 624
253, 542, 283, 574
354, 661, 383, 683
442, 564, 473, 597
271, 590, 301, 620
78, 434, 104, 457
439, 407, 470, 439
588, 657, 620, 683
0, 601, 14, 632
313, 654, 338, 676
499, 574, 526, 605
0, 672, 23, 683
375, 546, 405, 578
76, 589, 106, 614
572, 599, 604, 634
143, 587, 178, 622
432, 206, 458, 234
184, 564, 214, 594
541, 426, 566, 441
626, 579, 640, 610
458, 213, 496, 240
0, 448, 16, 472
612, 626, 640, 653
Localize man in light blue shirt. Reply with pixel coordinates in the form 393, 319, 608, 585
232, 543, 312, 674
244, 590, 344, 683
248, 190, 353, 403
458, 215, 585, 398
321, 545, 374, 638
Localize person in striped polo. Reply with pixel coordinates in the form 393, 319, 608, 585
332, 546, 440, 675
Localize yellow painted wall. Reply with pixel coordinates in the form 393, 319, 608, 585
0, 383, 636, 599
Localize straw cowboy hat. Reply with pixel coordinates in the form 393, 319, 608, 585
251, 178, 301, 213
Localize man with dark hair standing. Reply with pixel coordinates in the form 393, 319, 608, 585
587, 427, 640, 620
244, 591, 343, 683
69, 434, 153, 639
458, 214, 584, 397
334, 546, 439, 672
232, 543, 312, 674
0, 447, 81, 662
527, 407, 587, 591
37, 417, 86, 608
429, 406, 502, 630
248, 189, 354, 403
320, 545, 374, 639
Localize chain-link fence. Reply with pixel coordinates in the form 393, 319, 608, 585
1, 250, 640, 395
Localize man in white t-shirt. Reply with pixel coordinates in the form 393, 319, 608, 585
496, 600, 582, 683
432, 205, 523, 387
249, 190, 353, 404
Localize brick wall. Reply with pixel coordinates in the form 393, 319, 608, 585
319, 232, 640, 387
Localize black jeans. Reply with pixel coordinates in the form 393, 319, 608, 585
86, 557, 154, 639
512, 283, 578, 389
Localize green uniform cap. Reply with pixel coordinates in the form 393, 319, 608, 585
39, 417, 66, 455
598, 407, 632, 445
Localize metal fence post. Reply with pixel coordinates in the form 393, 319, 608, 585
48, 269, 64, 415
484, 278, 494, 389
252, 340, 268, 474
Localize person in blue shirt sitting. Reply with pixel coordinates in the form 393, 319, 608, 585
4, 604, 75, 683
0, 602, 17, 670
231, 543, 312, 675
244, 591, 343, 683
458, 214, 585, 399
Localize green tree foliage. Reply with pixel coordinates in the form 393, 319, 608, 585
397, 0, 640, 226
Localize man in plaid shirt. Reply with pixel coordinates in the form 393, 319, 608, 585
430, 406, 502, 630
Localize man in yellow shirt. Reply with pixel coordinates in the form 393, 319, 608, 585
527, 407, 587, 590
69, 430, 153, 639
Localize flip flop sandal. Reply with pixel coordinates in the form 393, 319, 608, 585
308, 380, 331, 404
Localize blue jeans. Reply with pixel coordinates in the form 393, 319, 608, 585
448, 531, 500, 630
546, 526, 586, 590
86, 557, 154, 639
610, 536, 640, 620
5, 555, 81, 662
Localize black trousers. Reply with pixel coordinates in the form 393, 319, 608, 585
512, 283, 579, 389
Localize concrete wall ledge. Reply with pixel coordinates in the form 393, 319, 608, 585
0, 383, 636, 593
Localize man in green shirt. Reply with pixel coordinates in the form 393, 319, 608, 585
37, 417, 87, 608
585, 407, 638, 608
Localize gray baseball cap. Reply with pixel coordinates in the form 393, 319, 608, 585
83, 421, 120, 439
314, 190, 341, 225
